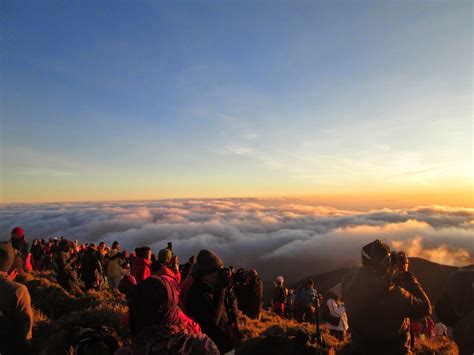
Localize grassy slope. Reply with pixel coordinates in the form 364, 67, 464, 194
21, 272, 458, 355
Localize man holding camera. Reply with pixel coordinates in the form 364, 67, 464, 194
342, 240, 432, 355
185, 249, 239, 355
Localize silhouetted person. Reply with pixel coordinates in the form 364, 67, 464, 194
238, 269, 264, 320
81, 244, 103, 290
436, 269, 474, 355
342, 240, 432, 355
273, 275, 288, 317
54, 239, 80, 293
185, 249, 240, 355
0, 241, 33, 355
129, 248, 219, 354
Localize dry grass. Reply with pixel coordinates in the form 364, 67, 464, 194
21, 272, 458, 355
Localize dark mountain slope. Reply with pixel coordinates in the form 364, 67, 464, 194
292, 257, 463, 305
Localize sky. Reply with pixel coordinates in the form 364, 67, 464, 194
0, 0, 472, 205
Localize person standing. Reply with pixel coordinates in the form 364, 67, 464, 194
295, 279, 317, 323
105, 241, 126, 289
273, 275, 288, 317
185, 249, 240, 355
342, 240, 432, 355
238, 269, 264, 320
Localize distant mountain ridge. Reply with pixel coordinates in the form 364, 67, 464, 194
292, 257, 469, 306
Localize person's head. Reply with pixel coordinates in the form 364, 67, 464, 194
142, 247, 152, 261
0, 241, 14, 273
361, 239, 391, 277
158, 248, 172, 265
59, 239, 70, 253
306, 279, 314, 289
10, 227, 24, 240
98, 242, 106, 251
111, 241, 120, 251
275, 275, 284, 286
118, 274, 137, 297
195, 249, 224, 286
247, 269, 258, 282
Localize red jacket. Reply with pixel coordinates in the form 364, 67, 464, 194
130, 258, 151, 284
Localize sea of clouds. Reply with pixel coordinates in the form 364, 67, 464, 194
0, 199, 472, 282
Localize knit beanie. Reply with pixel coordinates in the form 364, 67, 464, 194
10, 227, 24, 239
195, 249, 224, 276
0, 241, 15, 272
361, 239, 391, 275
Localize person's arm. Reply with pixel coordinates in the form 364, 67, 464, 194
15, 285, 33, 342
191, 288, 226, 328
398, 274, 432, 319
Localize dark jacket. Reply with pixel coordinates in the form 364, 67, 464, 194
185, 278, 238, 353
0, 275, 33, 355
54, 251, 79, 292
436, 270, 474, 355
342, 267, 431, 355
130, 257, 151, 284
273, 285, 287, 304
80, 249, 103, 289
238, 277, 264, 319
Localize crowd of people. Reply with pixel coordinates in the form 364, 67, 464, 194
1, 227, 472, 355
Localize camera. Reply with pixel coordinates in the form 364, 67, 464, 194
218, 267, 248, 289
390, 251, 407, 269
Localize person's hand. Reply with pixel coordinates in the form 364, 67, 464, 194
8, 269, 18, 281
171, 256, 179, 272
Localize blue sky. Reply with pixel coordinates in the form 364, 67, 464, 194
1, 0, 472, 203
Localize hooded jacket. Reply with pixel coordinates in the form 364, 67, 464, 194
129, 265, 218, 355
105, 249, 125, 280
342, 267, 431, 355
185, 277, 239, 353
130, 257, 151, 284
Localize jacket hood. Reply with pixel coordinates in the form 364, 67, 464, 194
133, 257, 151, 267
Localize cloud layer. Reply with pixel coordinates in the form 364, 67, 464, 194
1, 199, 472, 281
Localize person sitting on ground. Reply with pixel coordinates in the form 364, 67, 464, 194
0, 241, 33, 355
104, 241, 126, 289
342, 239, 432, 355
185, 249, 240, 355
273, 275, 288, 317
130, 247, 152, 284
295, 279, 317, 323
323, 284, 348, 341
128, 248, 218, 355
